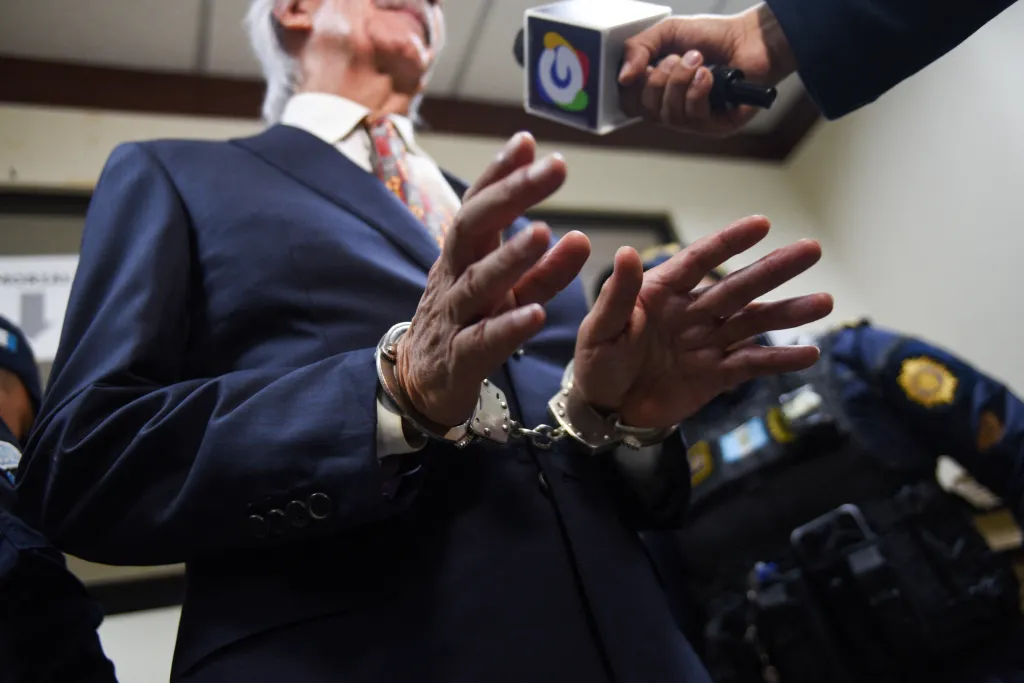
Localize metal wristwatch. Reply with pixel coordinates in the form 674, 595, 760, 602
375, 323, 678, 454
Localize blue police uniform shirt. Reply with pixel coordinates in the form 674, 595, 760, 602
826, 322, 1024, 523
0, 418, 118, 682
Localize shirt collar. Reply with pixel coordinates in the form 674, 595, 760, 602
280, 92, 423, 156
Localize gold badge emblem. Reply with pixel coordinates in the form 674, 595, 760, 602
897, 356, 958, 408
977, 410, 1004, 451
687, 441, 713, 486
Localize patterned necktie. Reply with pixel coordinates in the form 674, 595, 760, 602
366, 116, 451, 247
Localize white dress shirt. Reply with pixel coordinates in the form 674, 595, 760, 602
281, 92, 460, 458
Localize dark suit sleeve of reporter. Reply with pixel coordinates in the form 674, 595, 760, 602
600, 434, 692, 531
765, 0, 1016, 119
17, 143, 420, 566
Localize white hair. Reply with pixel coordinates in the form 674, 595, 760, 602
244, 0, 440, 125
245, 0, 298, 125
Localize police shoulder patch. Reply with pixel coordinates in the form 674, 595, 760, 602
977, 410, 1004, 451
897, 356, 958, 408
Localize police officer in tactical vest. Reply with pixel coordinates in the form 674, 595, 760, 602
595, 245, 1024, 683
0, 316, 118, 682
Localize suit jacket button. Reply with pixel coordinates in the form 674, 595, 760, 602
286, 500, 311, 528
308, 493, 333, 520
247, 514, 268, 539
267, 509, 288, 535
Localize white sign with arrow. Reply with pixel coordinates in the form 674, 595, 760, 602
0, 255, 79, 362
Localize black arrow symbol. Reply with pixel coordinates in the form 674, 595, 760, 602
20, 292, 50, 339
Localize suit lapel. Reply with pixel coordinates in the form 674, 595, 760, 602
233, 125, 441, 272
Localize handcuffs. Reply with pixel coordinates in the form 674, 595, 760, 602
375, 322, 677, 454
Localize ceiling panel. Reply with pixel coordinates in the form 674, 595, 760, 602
206, 0, 263, 78
0, 0, 203, 71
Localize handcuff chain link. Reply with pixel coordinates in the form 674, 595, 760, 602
508, 421, 568, 450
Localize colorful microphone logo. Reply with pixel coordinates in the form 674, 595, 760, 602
536, 32, 589, 112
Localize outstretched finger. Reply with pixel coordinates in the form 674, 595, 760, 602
710, 293, 834, 347
648, 216, 771, 294
446, 223, 554, 324
513, 230, 592, 307
448, 153, 568, 275
719, 344, 821, 386
693, 239, 823, 320
451, 304, 547, 379
581, 246, 644, 344
462, 132, 536, 204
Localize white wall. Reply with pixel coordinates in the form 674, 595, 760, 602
98, 608, 180, 683
788, 0, 1024, 390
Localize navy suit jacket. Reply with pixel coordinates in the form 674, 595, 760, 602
17, 125, 706, 682
767, 0, 1017, 118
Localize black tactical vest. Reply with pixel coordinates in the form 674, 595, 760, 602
645, 331, 1021, 683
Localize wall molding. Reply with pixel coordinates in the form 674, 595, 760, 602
0, 56, 820, 162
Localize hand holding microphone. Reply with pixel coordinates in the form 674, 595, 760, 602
516, 1, 782, 137
618, 4, 798, 135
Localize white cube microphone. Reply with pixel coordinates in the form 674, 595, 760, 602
521, 0, 670, 135
514, 0, 778, 135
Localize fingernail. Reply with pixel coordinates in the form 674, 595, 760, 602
515, 224, 537, 244
515, 303, 543, 322
496, 132, 524, 162
693, 66, 706, 85
508, 130, 531, 150
683, 50, 702, 68
527, 153, 563, 181
619, 63, 633, 82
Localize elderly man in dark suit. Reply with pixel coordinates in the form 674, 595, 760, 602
17, 1, 833, 681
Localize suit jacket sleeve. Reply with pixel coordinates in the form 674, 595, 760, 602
18, 142, 423, 566
828, 323, 1024, 522
766, 0, 1016, 119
